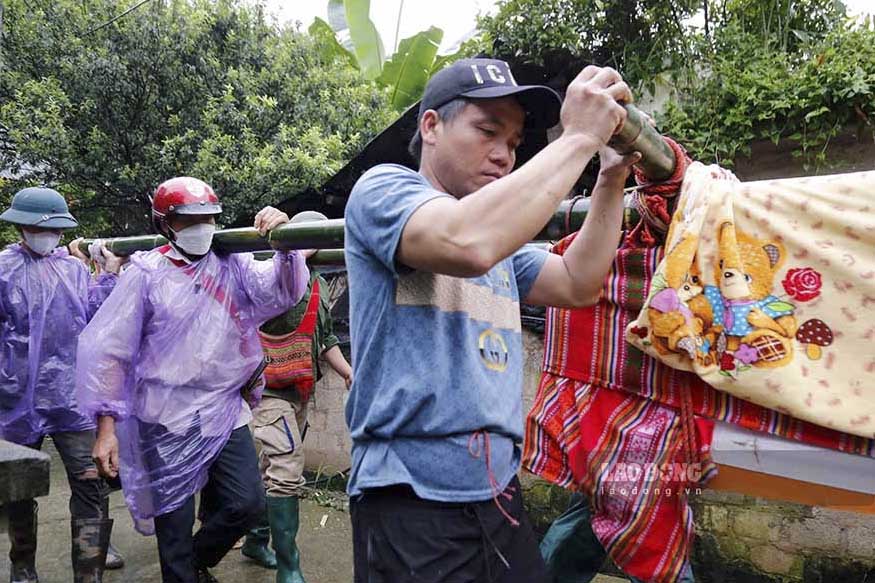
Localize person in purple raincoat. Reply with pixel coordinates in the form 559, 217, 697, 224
0, 187, 124, 583
76, 177, 309, 583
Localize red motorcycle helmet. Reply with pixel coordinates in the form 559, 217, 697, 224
151, 177, 222, 236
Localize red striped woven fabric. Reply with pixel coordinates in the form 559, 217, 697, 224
523, 236, 875, 583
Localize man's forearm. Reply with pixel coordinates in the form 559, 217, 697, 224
450, 134, 601, 265
561, 174, 627, 299
96, 415, 116, 437
322, 345, 352, 379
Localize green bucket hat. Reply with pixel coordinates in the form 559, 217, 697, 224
0, 187, 79, 229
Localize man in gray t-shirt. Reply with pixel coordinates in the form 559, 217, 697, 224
345, 57, 642, 582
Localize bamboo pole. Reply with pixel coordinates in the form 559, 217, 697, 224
539, 195, 640, 240
610, 104, 677, 182
79, 103, 671, 259
252, 249, 346, 266
78, 200, 641, 260
78, 219, 346, 256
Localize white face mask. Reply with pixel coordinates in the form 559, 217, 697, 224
172, 222, 215, 256
22, 230, 61, 256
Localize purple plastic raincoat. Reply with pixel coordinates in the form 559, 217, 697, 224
76, 247, 307, 534
0, 244, 117, 444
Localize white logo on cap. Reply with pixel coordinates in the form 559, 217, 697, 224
486, 65, 506, 84
470, 63, 517, 86
471, 64, 484, 84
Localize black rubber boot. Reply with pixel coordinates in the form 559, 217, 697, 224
71, 518, 112, 583
196, 568, 219, 583
8, 499, 39, 583
98, 498, 124, 570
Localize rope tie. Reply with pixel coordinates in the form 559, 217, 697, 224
468, 430, 520, 527
563, 195, 585, 237
677, 383, 699, 492
626, 137, 692, 248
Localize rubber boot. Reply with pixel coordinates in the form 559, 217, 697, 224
104, 543, 125, 570
196, 568, 219, 583
241, 525, 277, 569
8, 499, 39, 583
98, 498, 124, 570
71, 518, 112, 583
266, 497, 306, 583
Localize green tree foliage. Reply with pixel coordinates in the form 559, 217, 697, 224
663, 1, 874, 167
0, 0, 393, 240
474, 0, 701, 92
474, 0, 875, 168
708, 0, 847, 51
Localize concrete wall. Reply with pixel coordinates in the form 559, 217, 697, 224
302, 367, 352, 474
731, 127, 874, 182
691, 490, 875, 582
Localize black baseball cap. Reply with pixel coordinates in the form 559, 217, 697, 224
418, 58, 562, 129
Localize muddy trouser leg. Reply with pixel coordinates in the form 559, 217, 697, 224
51, 431, 108, 520
52, 431, 113, 583
7, 437, 44, 583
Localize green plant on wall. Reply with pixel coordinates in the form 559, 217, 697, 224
662, 4, 875, 168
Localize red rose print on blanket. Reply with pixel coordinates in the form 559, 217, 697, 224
782, 267, 822, 302
630, 325, 649, 339
720, 353, 736, 372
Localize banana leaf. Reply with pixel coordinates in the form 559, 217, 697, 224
430, 50, 460, 75
309, 17, 359, 70
329, 0, 384, 81
377, 26, 443, 111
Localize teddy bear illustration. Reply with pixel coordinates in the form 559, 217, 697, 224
696, 223, 797, 369
646, 234, 706, 361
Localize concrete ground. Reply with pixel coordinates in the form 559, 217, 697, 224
1, 440, 630, 583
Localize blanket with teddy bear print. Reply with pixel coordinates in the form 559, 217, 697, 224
626, 162, 875, 439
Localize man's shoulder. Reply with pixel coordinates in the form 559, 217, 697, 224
350, 164, 424, 200
125, 249, 167, 274
358, 163, 419, 182
0, 246, 23, 280
0, 245, 19, 263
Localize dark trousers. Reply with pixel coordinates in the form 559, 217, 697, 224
6, 431, 108, 568
351, 476, 548, 583
8, 430, 107, 518
153, 426, 264, 583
